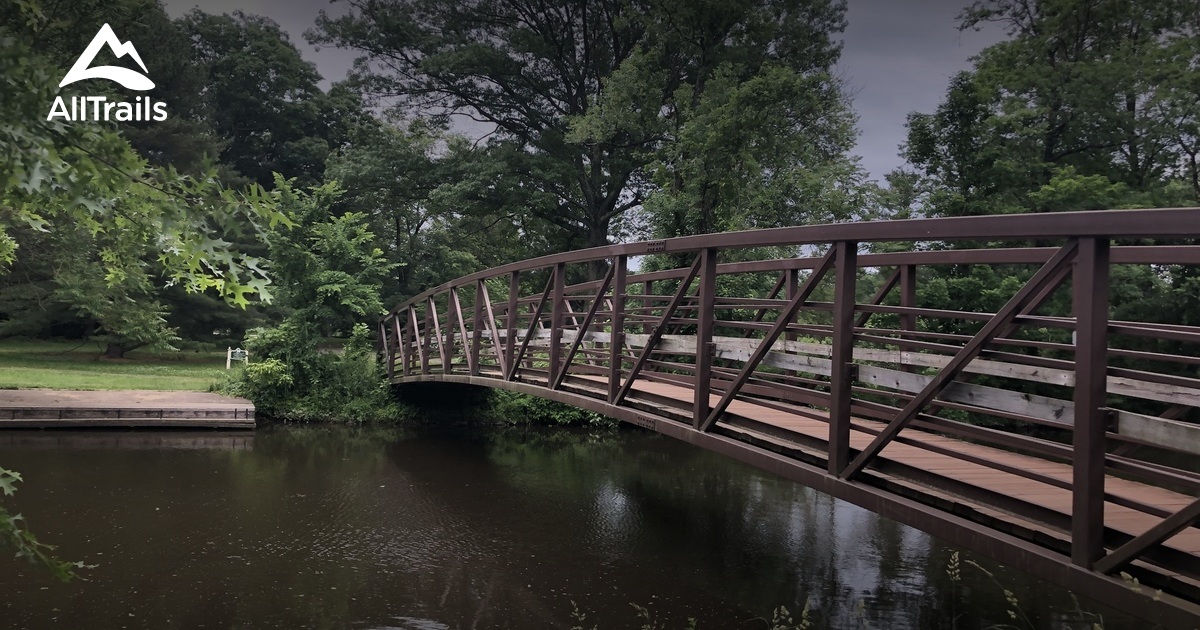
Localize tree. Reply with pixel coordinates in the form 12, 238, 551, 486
230, 180, 403, 422
1, 7, 288, 356
327, 119, 469, 303
326, 118, 564, 304
891, 0, 1200, 415
311, 0, 858, 277
569, 0, 865, 240
267, 178, 394, 336
904, 0, 1200, 218
182, 10, 364, 187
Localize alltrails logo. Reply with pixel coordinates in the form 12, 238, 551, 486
47, 23, 168, 122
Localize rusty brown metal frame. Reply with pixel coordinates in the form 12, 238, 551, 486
840, 240, 1081, 480
380, 321, 392, 379
450, 287, 473, 374
383, 209, 1200, 316
1073, 238, 1110, 567
507, 272, 555, 381
693, 248, 718, 427
608, 255, 628, 403
506, 271, 520, 376
478, 280, 507, 375
380, 209, 1200, 626
829, 241, 858, 475
699, 248, 836, 432
552, 262, 616, 390
471, 282, 484, 374
430, 296, 449, 372
416, 308, 426, 373
1095, 498, 1200, 574
612, 254, 704, 406
549, 263, 566, 385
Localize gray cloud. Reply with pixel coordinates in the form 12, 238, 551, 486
162, 0, 1006, 184
838, 0, 1003, 182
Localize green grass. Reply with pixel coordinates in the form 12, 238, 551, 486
0, 340, 231, 391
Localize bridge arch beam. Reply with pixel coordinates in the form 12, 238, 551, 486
382, 209, 1200, 628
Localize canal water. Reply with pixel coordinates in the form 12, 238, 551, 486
0, 425, 1136, 629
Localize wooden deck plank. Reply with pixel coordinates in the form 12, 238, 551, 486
606, 377, 1200, 557
0, 389, 255, 429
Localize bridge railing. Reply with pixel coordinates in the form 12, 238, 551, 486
380, 208, 1200, 580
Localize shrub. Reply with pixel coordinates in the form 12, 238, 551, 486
224, 322, 409, 424
486, 389, 615, 428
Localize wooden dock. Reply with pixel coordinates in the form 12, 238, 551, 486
0, 389, 255, 429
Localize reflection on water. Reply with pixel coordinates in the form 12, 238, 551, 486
0, 426, 1136, 629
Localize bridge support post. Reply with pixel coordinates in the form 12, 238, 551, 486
549, 263, 566, 387
380, 321, 392, 379
693, 248, 718, 428
394, 315, 406, 378
829, 240, 858, 475
506, 271, 519, 380
422, 304, 433, 375
608, 256, 627, 403
784, 268, 799, 378
442, 293, 455, 374
900, 265, 917, 372
1072, 236, 1110, 568
472, 281, 484, 375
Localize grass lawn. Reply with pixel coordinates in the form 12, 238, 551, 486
0, 340, 232, 391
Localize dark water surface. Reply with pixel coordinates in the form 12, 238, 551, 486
0, 426, 1136, 629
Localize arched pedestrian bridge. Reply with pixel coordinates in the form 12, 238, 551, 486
380, 209, 1200, 628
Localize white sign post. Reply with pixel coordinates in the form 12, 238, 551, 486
226, 347, 249, 369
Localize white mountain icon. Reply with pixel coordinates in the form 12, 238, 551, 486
59, 23, 155, 91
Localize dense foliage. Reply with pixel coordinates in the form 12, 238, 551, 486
2, 0, 1197, 415
898, 2, 1200, 329
3, 0, 1199, 582
221, 181, 407, 422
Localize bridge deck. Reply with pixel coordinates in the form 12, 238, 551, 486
536, 372, 1200, 580
383, 215, 1200, 626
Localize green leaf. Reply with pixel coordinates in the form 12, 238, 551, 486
0, 468, 22, 496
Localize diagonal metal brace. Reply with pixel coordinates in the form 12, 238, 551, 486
506, 272, 555, 381
410, 306, 426, 374
451, 288, 473, 374
611, 254, 704, 406
552, 262, 616, 390
854, 267, 901, 328
429, 296, 448, 370
479, 280, 507, 376
699, 249, 837, 432
841, 239, 1080, 479
1094, 496, 1200, 574
393, 315, 405, 377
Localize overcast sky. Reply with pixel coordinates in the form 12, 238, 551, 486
162, 0, 1004, 184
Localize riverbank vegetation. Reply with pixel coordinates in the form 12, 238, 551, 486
1, 0, 1198, 425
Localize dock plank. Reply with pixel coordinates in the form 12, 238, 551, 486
0, 389, 255, 429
